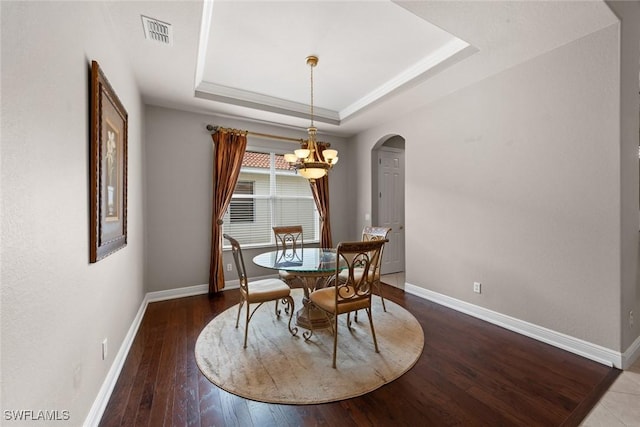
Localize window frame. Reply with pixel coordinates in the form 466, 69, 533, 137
222, 147, 320, 250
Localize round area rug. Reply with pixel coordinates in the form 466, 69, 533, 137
195, 288, 424, 404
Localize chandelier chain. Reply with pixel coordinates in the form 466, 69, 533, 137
310, 61, 314, 128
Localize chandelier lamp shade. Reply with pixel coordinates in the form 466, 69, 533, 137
284, 56, 338, 181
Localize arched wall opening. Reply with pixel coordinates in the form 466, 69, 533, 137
371, 135, 406, 279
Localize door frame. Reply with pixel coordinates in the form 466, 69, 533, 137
371, 135, 406, 275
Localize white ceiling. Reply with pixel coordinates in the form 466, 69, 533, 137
104, 0, 618, 137
195, 1, 470, 125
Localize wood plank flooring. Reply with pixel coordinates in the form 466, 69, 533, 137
99, 284, 619, 426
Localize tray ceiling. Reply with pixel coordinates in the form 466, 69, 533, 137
103, 0, 618, 137
194, 1, 470, 125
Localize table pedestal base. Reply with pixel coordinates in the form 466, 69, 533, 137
295, 298, 334, 331
292, 272, 336, 335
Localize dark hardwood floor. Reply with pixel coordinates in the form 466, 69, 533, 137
99, 284, 619, 426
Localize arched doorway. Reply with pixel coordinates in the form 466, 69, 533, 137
371, 135, 405, 286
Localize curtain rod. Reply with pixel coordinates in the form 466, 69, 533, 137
206, 124, 305, 144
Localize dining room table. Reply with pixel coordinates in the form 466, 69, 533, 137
253, 247, 345, 334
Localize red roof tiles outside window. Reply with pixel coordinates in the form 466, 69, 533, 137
242, 151, 294, 171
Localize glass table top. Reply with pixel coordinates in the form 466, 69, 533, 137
252, 248, 343, 274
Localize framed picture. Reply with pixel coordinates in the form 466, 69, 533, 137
90, 60, 128, 262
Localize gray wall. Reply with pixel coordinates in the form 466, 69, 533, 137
350, 23, 638, 352
144, 106, 353, 292
607, 0, 640, 352
1, 1, 146, 424
2, 2, 637, 425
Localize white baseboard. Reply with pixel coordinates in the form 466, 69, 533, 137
84, 274, 278, 426
622, 334, 640, 369
146, 283, 210, 303
83, 294, 148, 427
404, 282, 624, 369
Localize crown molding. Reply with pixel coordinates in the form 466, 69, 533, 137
340, 38, 471, 120
195, 82, 341, 125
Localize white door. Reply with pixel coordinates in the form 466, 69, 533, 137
378, 149, 405, 274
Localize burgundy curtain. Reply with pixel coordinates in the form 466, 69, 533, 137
311, 143, 333, 248
209, 129, 247, 294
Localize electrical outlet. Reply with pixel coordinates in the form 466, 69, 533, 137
630, 311, 634, 328
227, 263, 233, 272
473, 282, 481, 294
102, 338, 108, 360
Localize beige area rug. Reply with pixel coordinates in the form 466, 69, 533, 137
195, 289, 424, 404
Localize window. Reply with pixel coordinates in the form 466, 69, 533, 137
222, 151, 319, 248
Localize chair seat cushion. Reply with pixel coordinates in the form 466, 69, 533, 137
338, 267, 375, 282
244, 278, 291, 303
279, 270, 304, 289
279, 270, 297, 280
310, 287, 370, 314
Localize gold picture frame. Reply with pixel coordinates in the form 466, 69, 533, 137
90, 60, 128, 262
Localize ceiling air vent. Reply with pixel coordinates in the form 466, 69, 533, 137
141, 15, 173, 46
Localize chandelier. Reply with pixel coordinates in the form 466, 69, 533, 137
284, 56, 338, 181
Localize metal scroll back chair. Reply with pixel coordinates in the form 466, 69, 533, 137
224, 234, 297, 349
272, 226, 304, 288
361, 226, 392, 311
339, 226, 391, 312
309, 239, 387, 368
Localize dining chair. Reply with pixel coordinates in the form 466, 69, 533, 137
309, 239, 387, 368
272, 225, 304, 288
224, 234, 297, 348
339, 226, 391, 311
